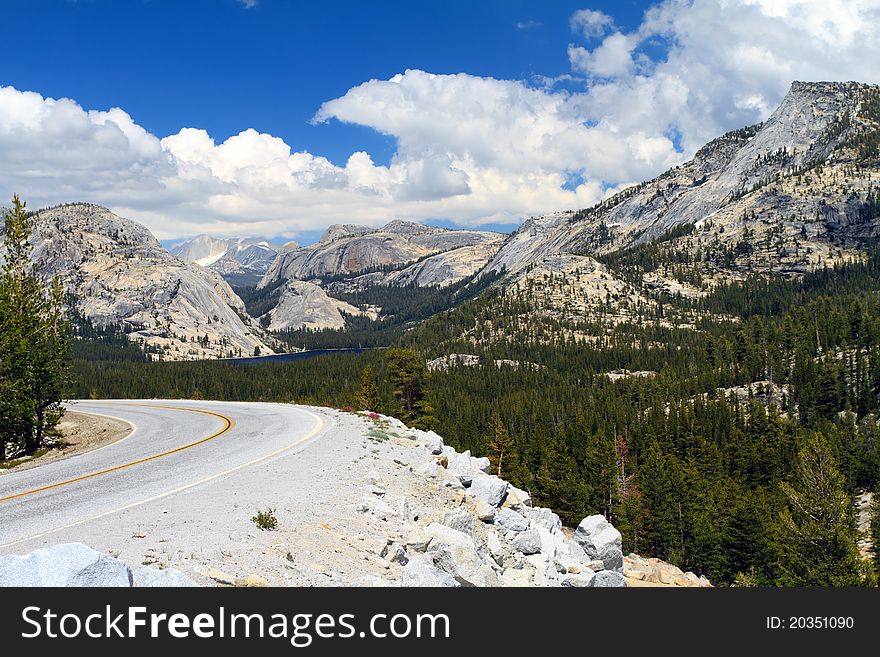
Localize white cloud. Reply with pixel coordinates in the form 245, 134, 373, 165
570, 9, 615, 39
569, 32, 638, 78
0, 0, 878, 240
237, 0, 257, 8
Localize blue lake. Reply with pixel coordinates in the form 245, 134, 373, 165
224, 347, 383, 366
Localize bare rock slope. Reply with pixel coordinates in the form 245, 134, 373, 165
24, 203, 272, 360
490, 81, 880, 281
263, 220, 503, 285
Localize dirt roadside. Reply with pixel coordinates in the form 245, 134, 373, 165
0, 410, 133, 473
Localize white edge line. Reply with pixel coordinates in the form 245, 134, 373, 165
0, 405, 330, 550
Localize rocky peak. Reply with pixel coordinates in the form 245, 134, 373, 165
22, 203, 272, 360
382, 219, 438, 236
318, 223, 376, 244
32, 203, 161, 253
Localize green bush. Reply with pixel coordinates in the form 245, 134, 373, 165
251, 508, 278, 531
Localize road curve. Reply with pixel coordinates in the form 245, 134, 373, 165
0, 400, 330, 549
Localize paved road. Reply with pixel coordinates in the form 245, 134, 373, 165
0, 400, 329, 549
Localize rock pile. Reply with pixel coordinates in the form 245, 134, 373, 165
356, 415, 628, 587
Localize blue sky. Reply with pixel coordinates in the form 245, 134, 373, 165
0, 0, 877, 241
3, 1, 644, 169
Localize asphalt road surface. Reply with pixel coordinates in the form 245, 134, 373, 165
0, 400, 329, 549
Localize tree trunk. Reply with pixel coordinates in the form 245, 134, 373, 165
29, 407, 45, 455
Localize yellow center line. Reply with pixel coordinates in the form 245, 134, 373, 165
0, 403, 234, 505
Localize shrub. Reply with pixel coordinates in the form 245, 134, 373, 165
251, 508, 278, 531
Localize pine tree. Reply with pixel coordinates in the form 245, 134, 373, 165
723, 488, 779, 584
0, 196, 70, 459
355, 366, 382, 412
778, 432, 863, 586
488, 414, 518, 480
533, 433, 587, 526
385, 347, 435, 429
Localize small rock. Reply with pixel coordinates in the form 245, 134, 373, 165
404, 530, 431, 553
467, 474, 509, 507
473, 499, 495, 522
561, 570, 597, 587
375, 538, 393, 557
485, 531, 505, 563
395, 496, 415, 522
495, 508, 529, 533
527, 507, 562, 533
512, 529, 542, 555
425, 523, 498, 586
385, 543, 408, 566
586, 559, 606, 572
441, 508, 475, 537
401, 556, 460, 587
357, 496, 397, 520
500, 568, 534, 587
202, 569, 235, 586
592, 570, 627, 587
524, 553, 551, 572
502, 485, 532, 510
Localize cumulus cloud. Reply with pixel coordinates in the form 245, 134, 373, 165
569, 31, 639, 78
0, 0, 878, 239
